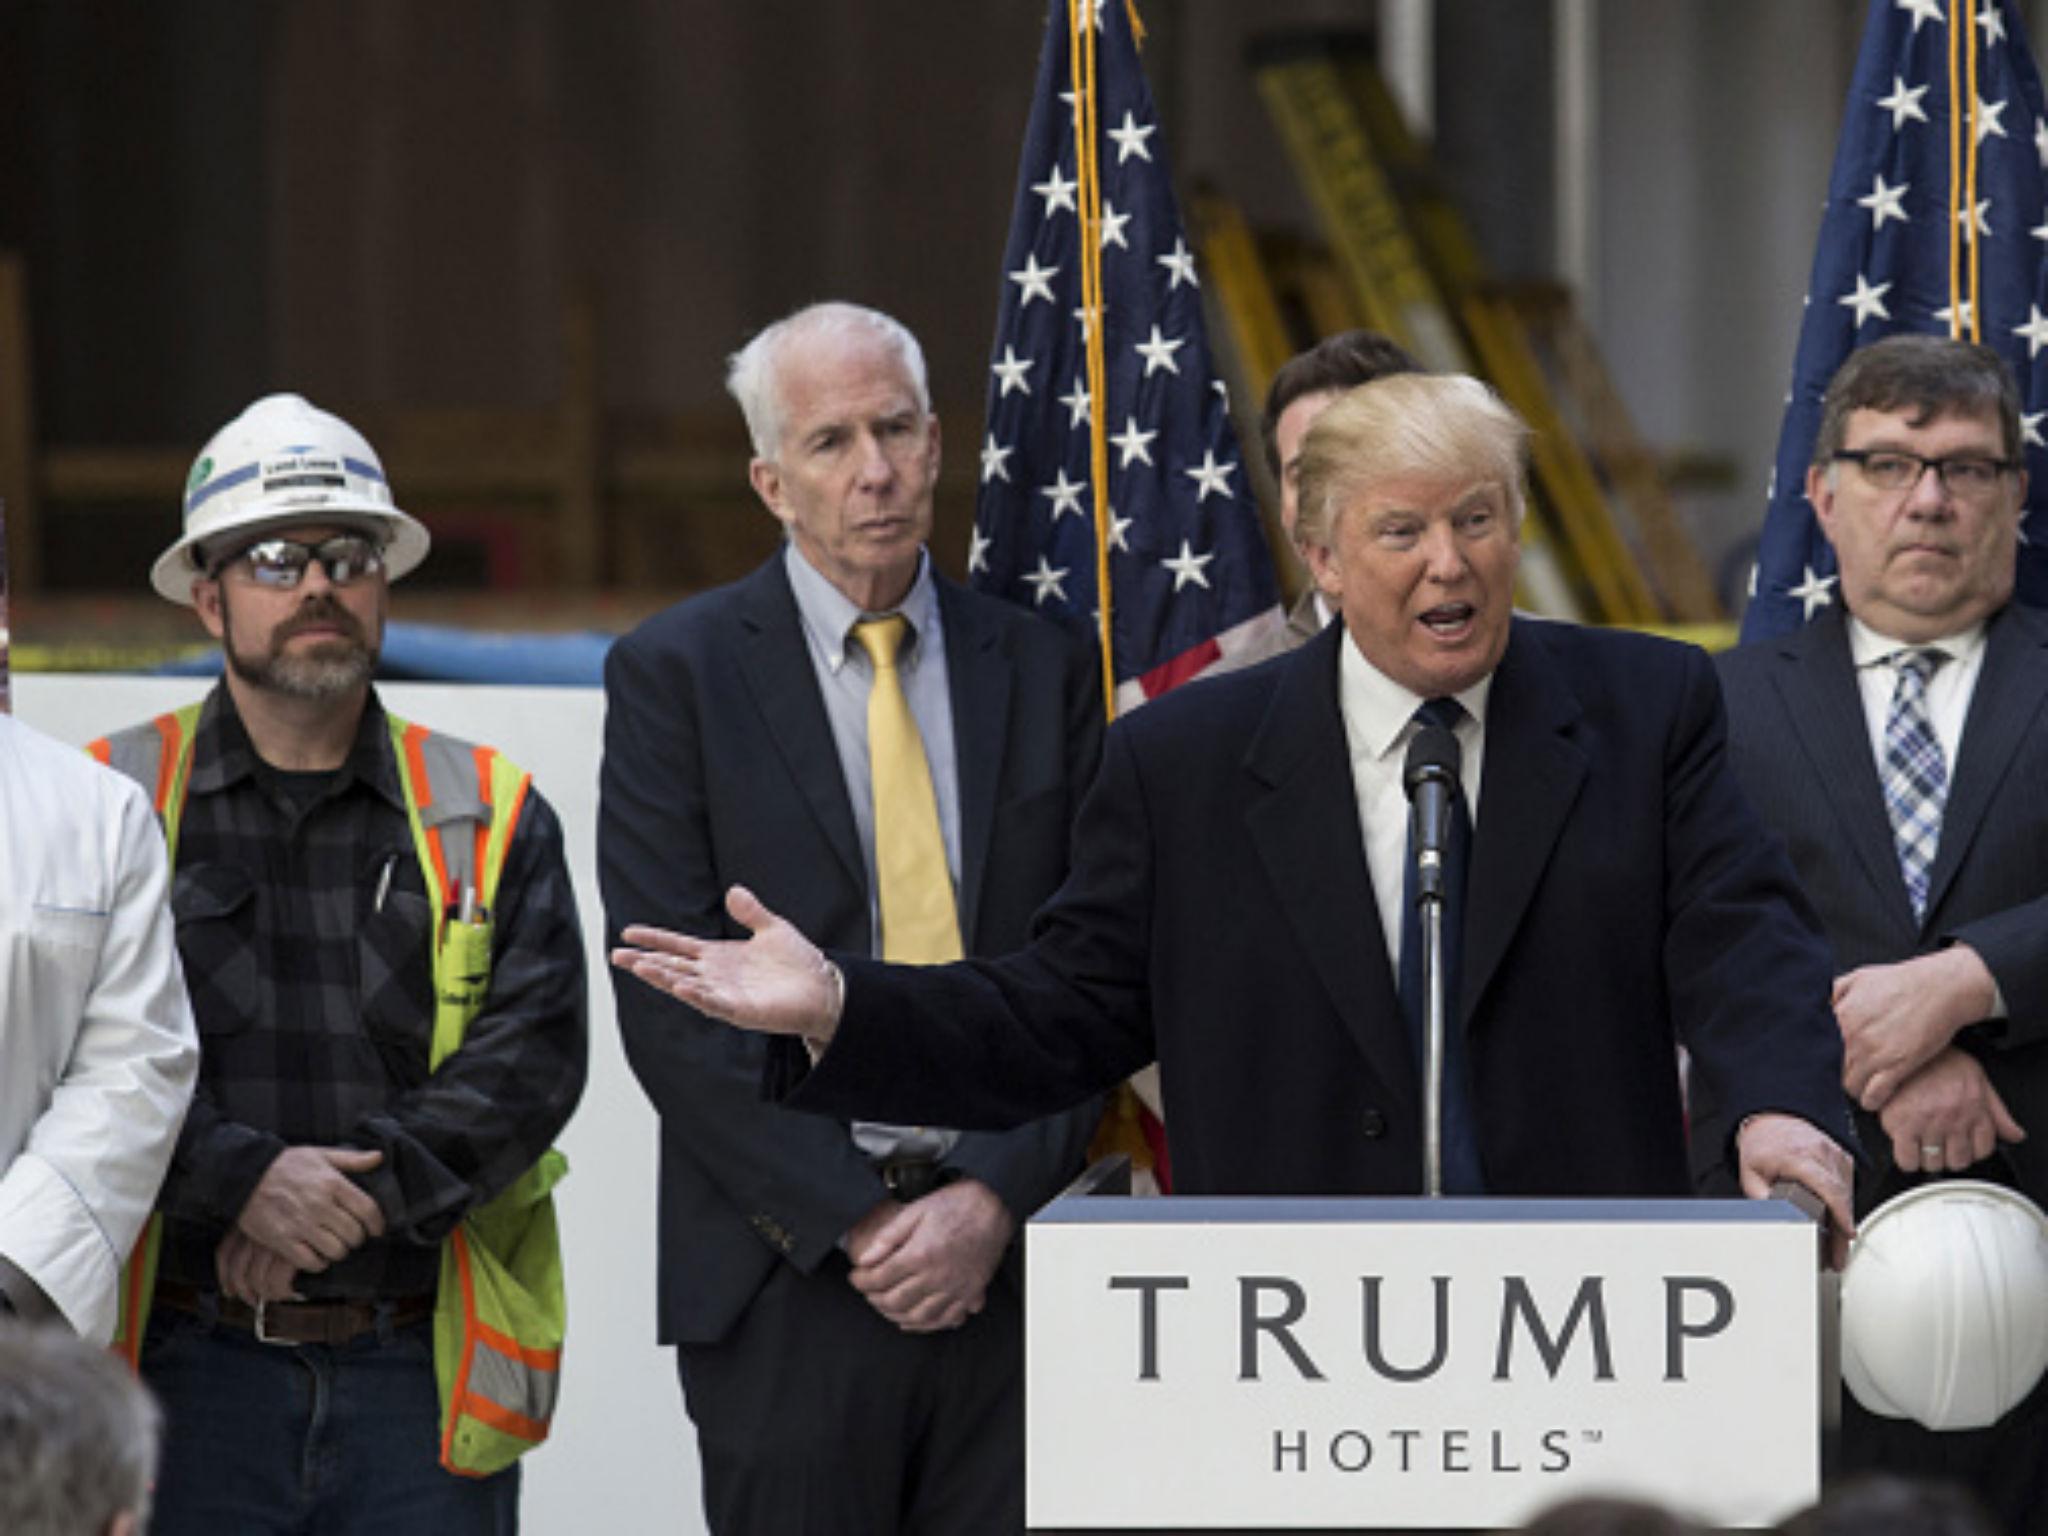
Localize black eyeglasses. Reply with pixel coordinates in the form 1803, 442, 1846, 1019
209, 533, 386, 589
1832, 448, 2018, 498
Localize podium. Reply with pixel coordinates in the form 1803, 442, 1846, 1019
1026, 1177, 1825, 1531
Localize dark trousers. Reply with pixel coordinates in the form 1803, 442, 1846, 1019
142, 1308, 518, 1536
677, 1253, 1025, 1536
1839, 1371, 2048, 1536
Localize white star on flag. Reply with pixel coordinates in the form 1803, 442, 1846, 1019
1134, 325, 1185, 377
1977, 95, 2010, 143
1009, 254, 1060, 307
1100, 201, 1131, 250
2016, 304, 2048, 358
1877, 75, 1930, 130
1980, 4, 2008, 46
1858, 173, 1910, 228
1157, 238, 1199, 290
967, 526, 993, 575
2025, 411, 2045, 449
1107, 111, 1155, 163
1040, 469, 1088, 520
1895, 0, 1944, 33
991, 346, 1035, 398
1107, 510, 1133, 552
2037, 116, 2048, 168
1957, 197, 1993, 237
1111, 416, 1157, 467
1032, 164, 1078, 219
1161, 540, 1215, 592
1839, 273, 1892, 325
980, 434, 1013, 484
1059, 378, 1091, 429
1183, 450, 1235, 502
1934, 298, 1976, 331
1021, 555, 1070, 606
1787, 565, 1838, 620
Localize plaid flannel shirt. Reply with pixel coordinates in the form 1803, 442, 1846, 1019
152, 686, 586, 1299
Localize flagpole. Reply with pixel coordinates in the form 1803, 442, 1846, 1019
1069, 0, 1117, 721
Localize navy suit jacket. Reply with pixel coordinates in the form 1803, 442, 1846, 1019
1717, 601, 2048, 1209
599, 553, 1103, 1344
799, 617, 1853, 1197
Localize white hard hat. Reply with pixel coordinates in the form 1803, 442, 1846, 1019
1839, 1179, 2048, 1431
152, 393, 431, 605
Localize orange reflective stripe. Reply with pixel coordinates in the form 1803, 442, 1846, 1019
469, 746, 496, 887
471, 1317, 561, 1372
150, 713, 184, 812
462, 1395, 550, 1446
401, 722, 453, 905
114, 1240, 152, 1372
440, 1229, 481, 1466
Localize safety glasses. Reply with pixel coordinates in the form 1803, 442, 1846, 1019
211, 533, 387, 589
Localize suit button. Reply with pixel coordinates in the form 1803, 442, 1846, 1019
1361, 1109, 1387, 1139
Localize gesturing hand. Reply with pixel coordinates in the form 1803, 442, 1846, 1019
613, 886, 844, 1044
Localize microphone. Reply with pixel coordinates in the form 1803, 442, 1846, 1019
1403, 724, 1463, 904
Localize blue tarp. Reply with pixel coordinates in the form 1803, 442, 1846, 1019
154, 621, 614, 686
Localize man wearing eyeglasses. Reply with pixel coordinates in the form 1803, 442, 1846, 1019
1715, 334, 2048, 1529
99, 393, 587, 1535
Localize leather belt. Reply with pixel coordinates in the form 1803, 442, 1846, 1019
154, 1283, 434, 1346
877, 1158, 957, 1203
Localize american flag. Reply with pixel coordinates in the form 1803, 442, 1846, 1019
971, 0, 1280, 708
1746, 0, 2048, 641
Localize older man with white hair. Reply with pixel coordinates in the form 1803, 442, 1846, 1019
600, 301, 1103, 1535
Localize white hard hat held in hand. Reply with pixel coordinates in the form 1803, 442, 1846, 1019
1839, 1179, 2048, 1431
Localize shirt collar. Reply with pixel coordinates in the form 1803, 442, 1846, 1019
1845, 613, 1986, 674
186, 682, 407, 814
1336, 632, 1493, 763
783, 541, 939, 672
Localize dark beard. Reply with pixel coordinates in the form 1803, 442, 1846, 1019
222, 594, 379, 701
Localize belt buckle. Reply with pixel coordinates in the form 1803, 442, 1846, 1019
253, 1300, 294, 1346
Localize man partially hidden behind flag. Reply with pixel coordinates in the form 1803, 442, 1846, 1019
972, 0, 1283, 1186
1745, 0, 2048, 641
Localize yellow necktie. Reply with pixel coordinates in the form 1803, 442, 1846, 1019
850, 616, 963, 964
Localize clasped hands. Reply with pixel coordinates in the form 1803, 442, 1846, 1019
216, 1145, 387, 1305
1833, 946, 2026, 1175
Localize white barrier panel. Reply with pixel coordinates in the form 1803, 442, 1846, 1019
1027, 1197, 1819, 1531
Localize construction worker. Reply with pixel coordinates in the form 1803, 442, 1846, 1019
100, 393, 587, 1535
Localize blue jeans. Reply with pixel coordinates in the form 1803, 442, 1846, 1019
142, 1303, 519, 1536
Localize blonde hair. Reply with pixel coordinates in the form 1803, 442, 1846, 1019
1295, 373, 1530, 548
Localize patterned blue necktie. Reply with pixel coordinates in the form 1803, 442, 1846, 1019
1397, 697, 1485, 1194
1880, 648, 1948, 923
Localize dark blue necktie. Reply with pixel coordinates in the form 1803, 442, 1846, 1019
1398, 697, 1485, 1194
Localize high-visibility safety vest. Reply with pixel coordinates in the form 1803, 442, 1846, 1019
91, 704, 568, 1478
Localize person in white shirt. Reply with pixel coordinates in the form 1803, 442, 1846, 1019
0, 712, 198, 1340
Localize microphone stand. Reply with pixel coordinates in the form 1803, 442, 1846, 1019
1416, 829, 1448, 1199
1404, 723, 1461, 1201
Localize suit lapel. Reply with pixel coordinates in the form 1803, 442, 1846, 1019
735, 558, 866, 893
1773, 607, 1920, 932
936, 579, 1008, 945
1244, 626, 1417, 1110
1462, 622, 1588, 1019
1926, 603, 2048, 919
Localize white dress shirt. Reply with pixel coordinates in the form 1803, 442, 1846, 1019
0, 714, 198, 1341
1332, 637, 1494, 970
1845, 613, 1985, 778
